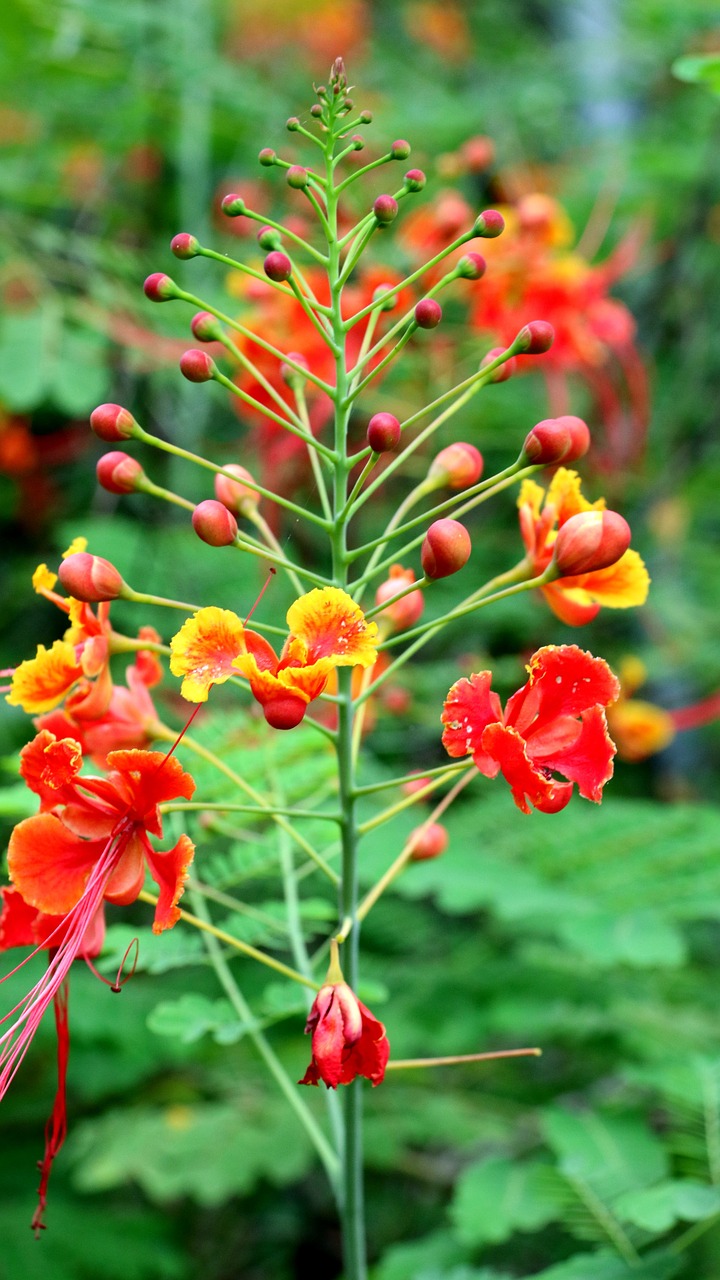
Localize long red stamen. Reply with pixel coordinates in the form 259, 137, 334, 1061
244, 567, 276, 626
670, 691, 720, 732
82, 937, 139, 992
30, 978, 70, 1237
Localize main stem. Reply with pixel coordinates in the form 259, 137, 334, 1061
326, 125, 368, 1280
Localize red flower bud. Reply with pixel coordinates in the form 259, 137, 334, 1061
552, 510, 631, 577
372, 283, 398, 311
286, 116, 300, 131
310, 104, 323, 118
264, 251, 292, 282
171, 232, 200, 259
457, 252, 487, 280
409, 822, 449, 862
373, 194, 398, 225
428, 442, 483, 490
90, 403, 138, 442
367, 412, 401, 452
480, 347, 516, 382
402, 776, 431, 797
375, 565, 424, 630
391, 139, 411, 160
516, 320, 555, 354
286, 165, 309, 190
474, 209, 505, 238
462, 135, 495, 173
350, 134, 365, 151
221, 193, 246, 216
415, 299, 442, 329
280, 351, 310, 384
421, 519, 472, 579
58, 552, 126, 602
143, 272, 178, 302
257, 225, 282, 250
190, 311, 222, 342
263, 694, 307, 731
192, 499, 238, 547
258, 148, 277, 167
96, 451, 146, 495
214, 464, 259, 517
404, 168, 426, 191
180, 350, 216, 383
359, 109, 373, 124
555, 415, 591, 463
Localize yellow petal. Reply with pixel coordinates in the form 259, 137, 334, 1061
5, 640, 82, 713
32, 563, 58, 594
62, 536, 88, 558
170, 607, 245, 702
285, 588, 379, 669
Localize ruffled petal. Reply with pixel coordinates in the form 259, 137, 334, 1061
441, 673, 503, 775
338, 1001, 390, 1087
286, 588, 379, 669
104, 749, 196, 830
8, 814, 106, 915
548, 467, 604, 522
6, 642, 83, 713
19, 730, 83, 808
507, 645, 620, 738
480, 722, 573, 815
169, 607, 246, 701
539, 703, 616, 802
144, 833, 195, 933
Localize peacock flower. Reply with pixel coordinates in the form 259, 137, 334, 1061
441, 644, 620, 814
169, 587, 379, 729
298, 941, 389, 1089
518, 468, 649, 625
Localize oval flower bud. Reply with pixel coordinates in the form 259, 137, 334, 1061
515, 320, 555, 354
555, 415, 591, 463
421, 519, 472, 579
192, 499, 238, 547
522, 416, 591, 466
367, 412, 401, 453
409, 822, 449, 862
96, 451, 146, 495
58, 552, 126, 602
474, 209, 505, 237
480, 347, 516, 382
375, 565, 424, 631
404, 168, 426, 192
90, 403, 138, 442
214, 464, 260, 517
221, 193, 246, 216
428, 443, 483, 490
457, 252, 487, 280
180, 350, 216, 383
552, 510, 631, 577
264, 251, 292, 282
190, 311, 222, 342
414, 299, 442, 329
170, 232, 200, 259
373, 194, 398, 225
143, 272, 179, 302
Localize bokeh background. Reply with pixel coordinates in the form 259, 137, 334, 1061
1, 2, 720, 1277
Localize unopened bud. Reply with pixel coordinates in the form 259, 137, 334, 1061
287, 165, 309, 190
221, 193, 246, 217
255, 226, 280, 252
180, 349, 216, 383
58, 552, 126, 602
90, 403, 139, 442
351, 134, 365, 151
404, 168, 426, 192
143, 272, 179, 302
428, 442, 483, 490
191, 311, 222, 342
192, 499, 238, 547
280, 351, 310, 384
264, 251, 292, 282
310, 103, 323, 118
373, 283, 397, 311
552, 510, 631, 577
214, 464, 260, 517
171, 232, 200, 259
402, 776, 432, 797
555, 415, 591, 463
375, 565, 424, 631
409, 822, 449, 862
367, 412, 401, 452
481, 347, 516, 382
359, 109, 373, 124
286, 117, 300, 132
462, 135, 495, 173
414, 299, 442, 329
474, 209, 505, 238
515, 320, 554, 354
373, 194, 398, 225
421, 519, 472, 579
258, 148, 277, 167
391, 139, 411, 160
263, 694, 307, 730
96, 451, 146, 495
521, 416, 590, 466
457, 252, 487, 280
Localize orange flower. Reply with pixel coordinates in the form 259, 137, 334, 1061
170, 588, 379, 729
518, 469, 649, 625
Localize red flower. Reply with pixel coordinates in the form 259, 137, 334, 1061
442, 645, 620, 814
299, 943, 389, 1088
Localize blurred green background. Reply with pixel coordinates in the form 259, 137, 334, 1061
2, 2, 720, 1278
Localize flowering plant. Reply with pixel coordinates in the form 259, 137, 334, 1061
1, 61, 647, 1272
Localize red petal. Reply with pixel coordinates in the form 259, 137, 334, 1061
8, 814, 106, 915
338, 1002, 390, 1086
104, 830, 147, 906
441, 673, 503, 775
480, 723, 573, 815
506, 645, 620, 739
308, 988, 346, 1088
541, 582, 601, 627
144, 833, 195, 933
0, 885, 41, 949
19, 732, 83, 809
104, 749, 196, 830
539, 704, 616, 802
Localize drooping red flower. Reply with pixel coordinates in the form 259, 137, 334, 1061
442, 645, 620, 814
298, 940, 389, 1088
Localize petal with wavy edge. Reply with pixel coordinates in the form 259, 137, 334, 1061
144, 833, 195, 933
169, 607, 246, 702
286, 587, 379, 668
441, 673, 503, 775
481, 722, 574, 815
506, 645, 620, 738
8, 814, 106, 915
6, 642, 83, 713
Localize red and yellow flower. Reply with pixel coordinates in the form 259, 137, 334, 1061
298, 942, 389, 1088
169, 587, 379, 729
442, 644, 620, 814
518, 468, 649, 625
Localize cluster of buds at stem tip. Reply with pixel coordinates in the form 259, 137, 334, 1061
96, 452, 147, 495
427, 443, 483, 491
58, 553, 128, 602
549, 510, 632, 577
421, 519, 472, 579
192, 500, 238, 547
214, 464, 260, 518
409, 822, 449, 862
520, 416, 591, 467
